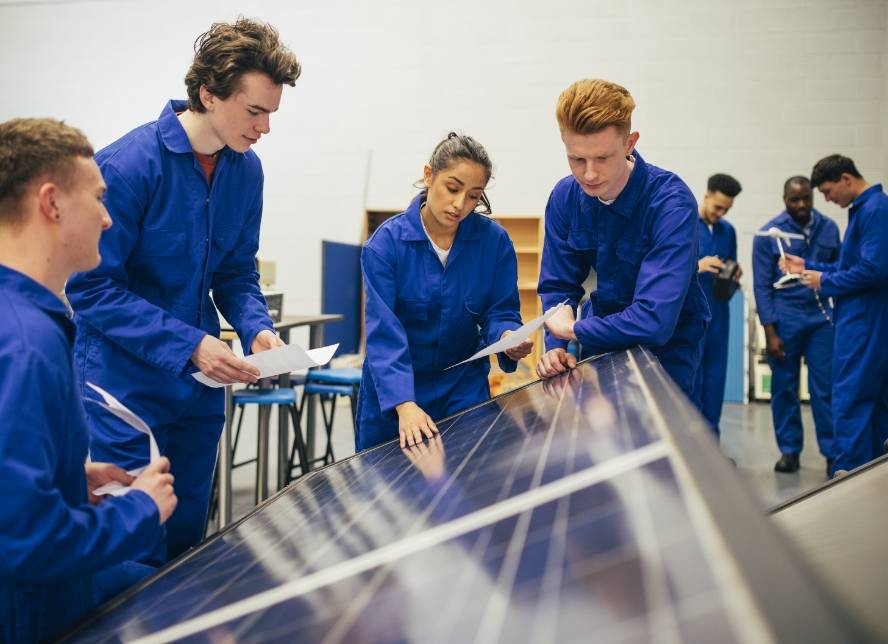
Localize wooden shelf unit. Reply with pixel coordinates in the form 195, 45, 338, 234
488, 214, 544, 395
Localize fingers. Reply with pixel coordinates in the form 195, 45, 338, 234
205, 355, 260, 384
538, 349, 574, 379
253, 330, 285, 352
399, 419, 438, 447
564, 352, 577, 369
146, 456, 171, 474
107, 465, 136, 485
426, 417, 439, 437
506, 340, 534, 361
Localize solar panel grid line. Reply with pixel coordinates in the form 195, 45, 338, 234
422, 394, 553, 644
624, 349, 776, 644
473, 367, 574, 644
617, 354, 685, 644
170, 451, 419, 625
317, 380, 583, 643
315, 403, 515, 644
527, 383, 582, 644
95, 403, 493, 641
221, 436, 441, 589
63, 364, 579, 640
128, 441, 670, 644
619, 469, 683, 644
569, 359, 675, 643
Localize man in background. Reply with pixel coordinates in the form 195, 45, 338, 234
753, 176, 839, 474
695, 173, 742, 435
783, 155, 888, 476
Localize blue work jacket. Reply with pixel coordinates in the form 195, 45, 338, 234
813, 185, 888, 306
358, 199, 522, 447
752, 209, 840, 328
538, 151, 709, 389
697, 217, 737, 318
0, 265, 161, 643
67, 100, 274, 423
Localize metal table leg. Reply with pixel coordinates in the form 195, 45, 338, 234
276, 328, 292, 491
306, 322, 321, 463
218, 385, 233, 527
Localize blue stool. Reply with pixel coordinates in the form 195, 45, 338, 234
288, 368, 360, 477
207, 385, 308, 531
230, 387, 309, 498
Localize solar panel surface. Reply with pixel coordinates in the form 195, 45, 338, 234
64, 349, 865, 644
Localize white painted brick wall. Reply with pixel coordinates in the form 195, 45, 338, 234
1, 0, 885, 317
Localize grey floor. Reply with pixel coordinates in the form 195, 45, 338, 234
221, 399, 827, 525
720, 401, 829, 509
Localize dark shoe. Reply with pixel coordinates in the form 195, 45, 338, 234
826, 458, 835, 476
774, 453, 800, 473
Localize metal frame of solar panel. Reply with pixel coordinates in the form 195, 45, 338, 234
771, 454, 888, 639
64, 348, 874, 644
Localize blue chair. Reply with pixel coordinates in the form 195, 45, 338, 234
224, 386, 310, 502
287, 368, 360, 476
207, 384, 309, 530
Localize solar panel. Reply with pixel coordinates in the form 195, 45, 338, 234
64, 348, 869, 643
772, 456, 888, 638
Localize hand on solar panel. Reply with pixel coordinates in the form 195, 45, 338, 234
800, 270, 822, 290
85, 462, 135, 505
401, 435, 448, 483
540, 366, 583, 400
536, 348, 577, 379
395, 401, 439, 447
779, 252, 805, 275
500, 330, 534, 361
130, 456, 178, 524
191, 335, 261, 384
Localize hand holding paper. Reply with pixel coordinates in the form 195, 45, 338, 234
85, 382, 160, 497
192, 342, 339, 388
543, 303, 577, 341
445, 301, 567, 370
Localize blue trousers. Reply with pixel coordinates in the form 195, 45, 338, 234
87, 385, 224, 562
767, 319, 834, 457
831, 310, 888, 475
695, 303, 729, 435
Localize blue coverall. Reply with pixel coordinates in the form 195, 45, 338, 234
752, 210, 839, 459
808, 185, 888, 474
0, 265, 162, 643
357, 198, 523, 450
67, 100, 275, 561
695, 217, 737, 434
537, 151, 710, 401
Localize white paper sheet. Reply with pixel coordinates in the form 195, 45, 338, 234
85, 382, 159, 497
445, 302, 567, 370
191, 343, 339, 388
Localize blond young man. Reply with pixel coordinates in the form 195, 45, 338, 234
537, 79, 710, 404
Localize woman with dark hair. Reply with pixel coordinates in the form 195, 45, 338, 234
357, 133, 531, 450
